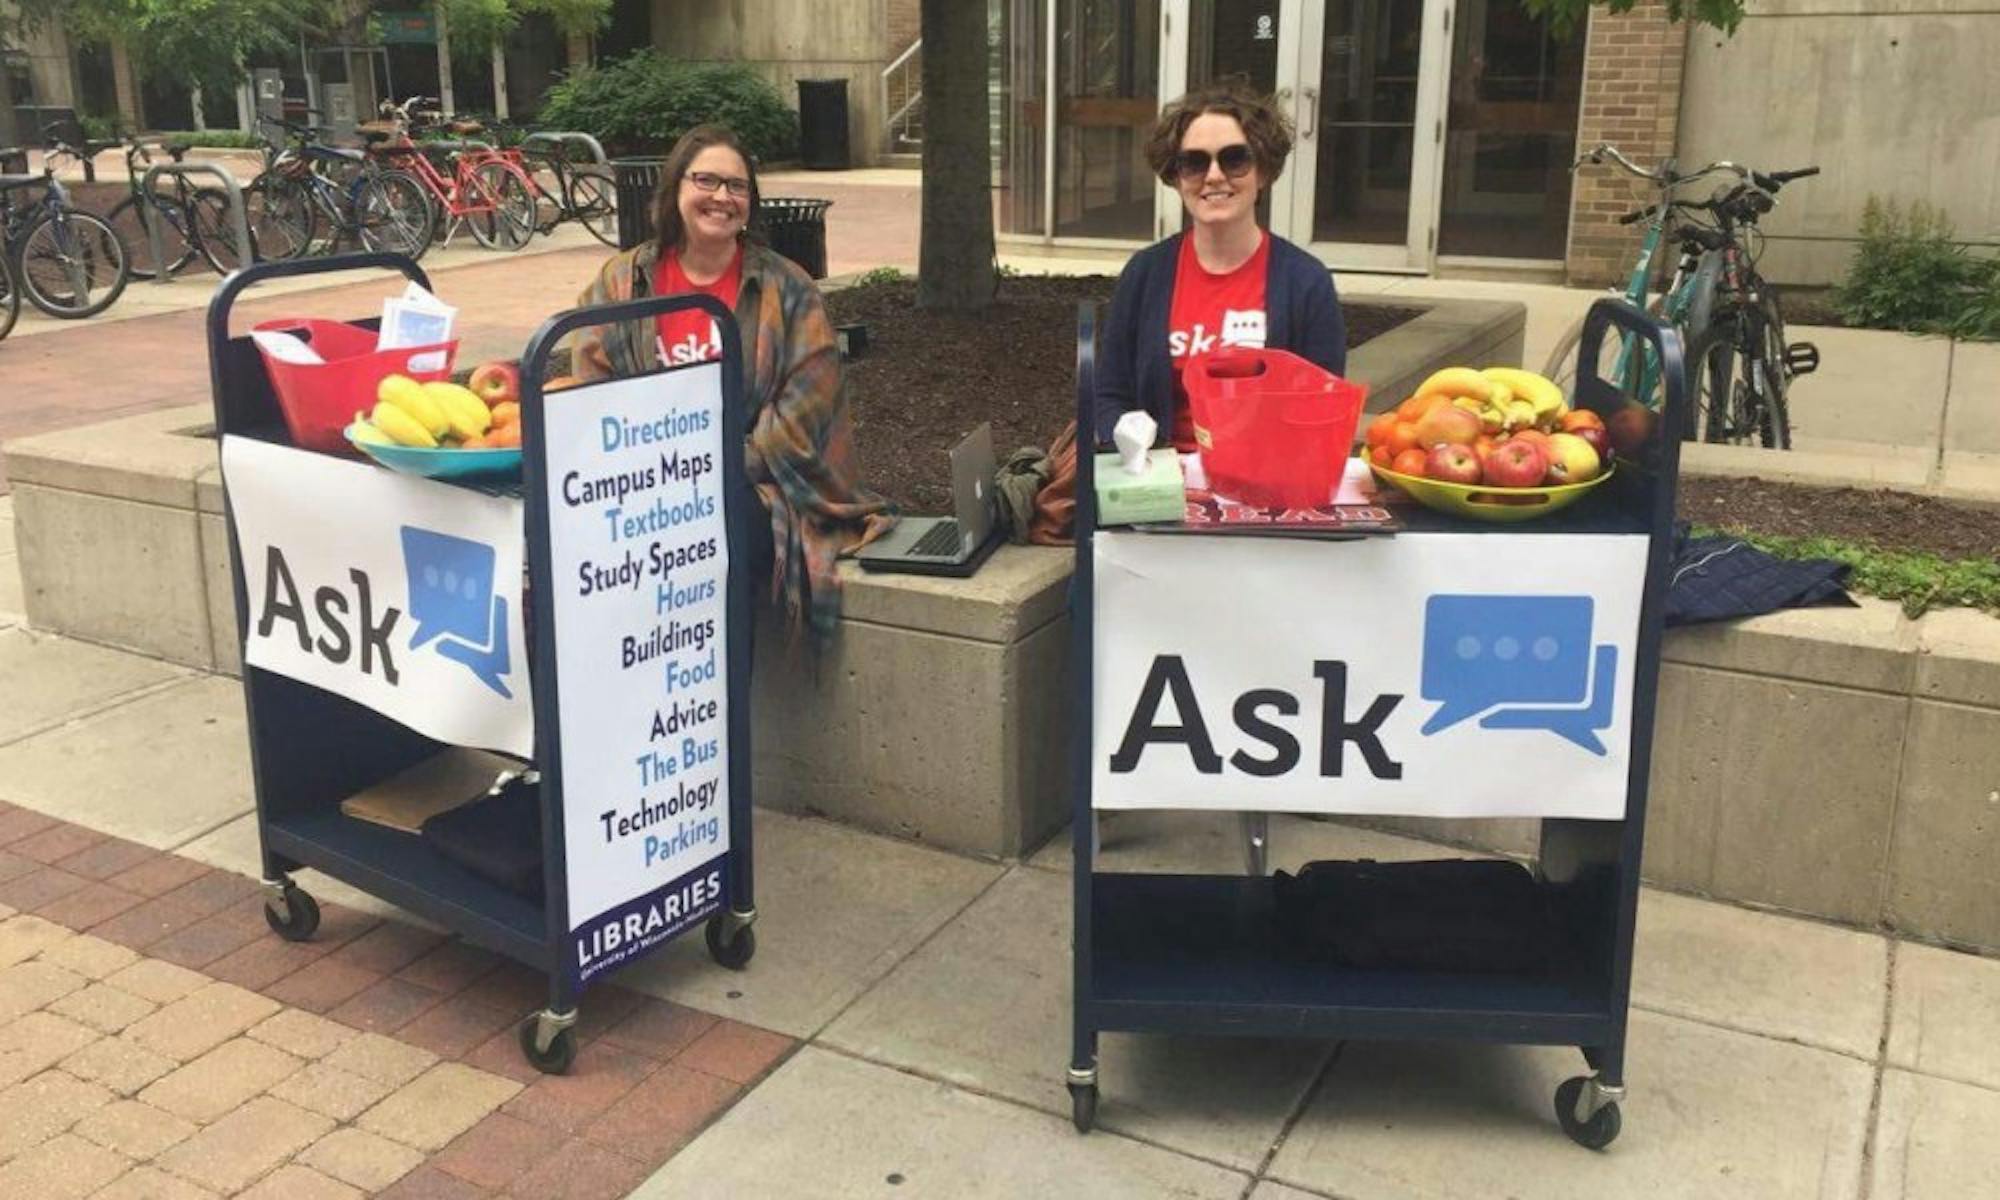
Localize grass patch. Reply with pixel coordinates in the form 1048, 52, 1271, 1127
1695, 525, 2000, 618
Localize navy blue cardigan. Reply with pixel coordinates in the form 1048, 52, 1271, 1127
1092, 232, 1345, 443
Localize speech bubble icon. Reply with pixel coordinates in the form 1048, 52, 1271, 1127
1419, 594, 1594, 735
1480, 644, 1617, 755
400, 526, 498, 652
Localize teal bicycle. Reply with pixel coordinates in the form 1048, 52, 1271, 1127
1543, 144, 1820, 447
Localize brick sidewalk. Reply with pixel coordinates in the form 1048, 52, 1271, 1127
0, 801, 792, 1199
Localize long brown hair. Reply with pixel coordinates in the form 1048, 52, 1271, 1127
649, 124, 762, 255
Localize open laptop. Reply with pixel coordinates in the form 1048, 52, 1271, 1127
858, 423, 1001, 577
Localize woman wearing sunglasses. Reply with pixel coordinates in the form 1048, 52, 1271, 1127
572, 124, 894, 640
1093, 84, 1346, 447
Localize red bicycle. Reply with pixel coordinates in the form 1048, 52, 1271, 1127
362, 98, 537, 252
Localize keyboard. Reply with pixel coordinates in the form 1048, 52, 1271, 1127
909, 520, 963, 558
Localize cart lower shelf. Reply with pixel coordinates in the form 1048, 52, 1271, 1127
1086, 872, 1618, 1047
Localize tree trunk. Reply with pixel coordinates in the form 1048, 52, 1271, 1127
111, 39, 145, 132
916, 0, 995, 313
435, 2, 456, 114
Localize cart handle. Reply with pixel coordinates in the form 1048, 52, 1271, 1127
205, 251, 433, 370
516, 293, 740, 403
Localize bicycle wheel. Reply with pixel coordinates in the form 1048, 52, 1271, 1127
104, 193, 198, 282
1685, 319, 1743, 444
245, 173, 316, 262
352, 170, 434, 261
188, 186, 255, 274
1746, 289, 1792, 450
566, 166, 619, 247
471, 162, 536, 251
18, 208, 129, 318
0, 252, 20, 341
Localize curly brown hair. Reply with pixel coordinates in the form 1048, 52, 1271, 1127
649, 124, 762, 256
1144, 83, 1294, 187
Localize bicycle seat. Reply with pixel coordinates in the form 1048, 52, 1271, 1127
315, 145, 367, 162
417, 139, 476, 152
448, 119, 485, 136
0, 173, 44, 190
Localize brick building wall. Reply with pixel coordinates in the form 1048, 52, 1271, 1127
887, 0, 920, 56
1565, 1, 1691, 286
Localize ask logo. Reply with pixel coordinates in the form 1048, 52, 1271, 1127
400, 527, 515, 699
1168, 307, 1268, 358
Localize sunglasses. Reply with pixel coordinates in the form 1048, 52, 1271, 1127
1173, 144, 1256, 182
686, 171, 752, 198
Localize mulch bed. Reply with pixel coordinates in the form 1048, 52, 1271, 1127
828, 275, 1420, 513
1679, 476, 2000, 562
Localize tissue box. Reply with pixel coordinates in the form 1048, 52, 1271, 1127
1093, 450, 1187, 526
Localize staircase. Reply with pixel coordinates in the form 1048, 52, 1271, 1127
881, 38, 923, 154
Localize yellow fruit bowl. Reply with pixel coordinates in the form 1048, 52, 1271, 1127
1362, 452, 1614, 524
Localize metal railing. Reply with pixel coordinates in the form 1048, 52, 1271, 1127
880, 38, 923, 152
520, 130, 608, 165
139, 162, 251, 284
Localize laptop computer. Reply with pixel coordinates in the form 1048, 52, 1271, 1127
858, 423, 1001, 577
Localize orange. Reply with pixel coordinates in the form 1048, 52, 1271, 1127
1386, 421, 1422, 457
1511, 428, 1552, 450
1397, 391, 1448, 422
1365, 412, 1398, 449
1559, 409, 1605, 433
488, 423, 522, 448
460, 432, 491, 449
490, 401, 521, 428
1391, 448, 1430, 477
1369, 445, 1395, 469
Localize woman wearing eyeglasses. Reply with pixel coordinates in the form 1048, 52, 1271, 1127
572, 124, 894, 639
1093, 84, 1346, 447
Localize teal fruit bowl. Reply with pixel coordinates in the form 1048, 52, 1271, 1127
345, 424, 522, 480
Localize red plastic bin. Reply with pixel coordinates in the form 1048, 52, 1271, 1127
252, 318, 458, 454
1186, 347, 1367, 508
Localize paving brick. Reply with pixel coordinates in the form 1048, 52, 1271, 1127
0, 864, 90, 911
60, 1034, 178, 1096
247, 1009, 355, 1060
454, 962, 546, 1015
321, 1032, 438, 1088
140, 1036, 303, 1122
73, 1098, 198, 1161
572, 985, 645, 1045
39, 933, 138, 980
672, 1019, 791, 1084
90, 896, 210, 952
0, 1010, 99, 1087
0, 911, 70, 966
108, 856, 210, 899
432, 1112, 546, 1190
265, 955, 384, 1014
203, 932, 336, 991
378, 1165, 492, 1199
53, 838, 159, 883
0, 805, 58, 846
396, 940, 504, 995
0, 1131, 129, 1199
577, 1059, 739, 1162
394, 997, 518, 1060
301, 1126, 426, 1192
462, 1025, 544, 1086
333, 921, 447, 976
329, 975, 447, 1034
0, 849, 36, 884
600, 996, 718, 1060
0, 1068, 116, 1159
101, 958, 207, 1004
47, 980, 157, 1033
0, 957, 86, 1020
11, 821, 104, 865
157, 870, 260, 919
88, 1166, 218, 1200
145, 911, 266, 970
501, 1039, 659, 1134
123, 981, 280, 1062
155, 1096, 334, 1194
235, 1164, 363, 1200
502, 1136, 652, 1200
270, 1060, 394, 1121
35, 881, 145, 931
360, 1062, 524, 1152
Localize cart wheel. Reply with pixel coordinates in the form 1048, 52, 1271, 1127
262, 884, 320, 942
705, 914, 756, 970
1068, 1081, 1098, 1133
518, 1019, 578, 1075
1555, 1076, 1622, 1149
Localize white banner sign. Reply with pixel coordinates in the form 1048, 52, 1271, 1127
542, 366, 730, 987
223, 436, 532, 758
1092, 532, 1648, 819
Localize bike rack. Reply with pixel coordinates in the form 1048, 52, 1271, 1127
521, 132, 608, 166
139, 162, 253, 284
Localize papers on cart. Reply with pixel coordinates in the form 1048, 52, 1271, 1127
378, 282, 458, 371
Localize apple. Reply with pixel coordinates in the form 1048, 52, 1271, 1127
1544, 432, 1602, 484
468, 361, 521, 409
1607, 404, 1656, 454
1559, 408, 1606, 434
1392, 447, 1431, 477
1484, 438, 1548, 488
1571, 424, 1611, 462
1413, 403, 1482, 449
1424, 443, 1482, 485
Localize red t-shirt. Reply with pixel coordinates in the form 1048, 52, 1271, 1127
653, 246, 743, 368
1167, 232, 1271, 451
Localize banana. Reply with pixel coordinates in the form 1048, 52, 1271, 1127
1506, 399, 1538, 430
421, 381, 492, 442
377, 374, 450, 439
1482, 367, 1565, 419
1414, 367, 1495, 404
370, 400, 438, 448
349, 419, 394, 448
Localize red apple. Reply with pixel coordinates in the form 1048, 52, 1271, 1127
1413, 403, 1482, 449
1571, 424, 1611, 462
468, 361, 521, 409
1607, 404, 1656, 454
1425, 443, 1482, 485
1484, 438, 1548, 488
1544, 432, 1602, 484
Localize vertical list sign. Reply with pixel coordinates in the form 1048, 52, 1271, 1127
542, 365, 731, 986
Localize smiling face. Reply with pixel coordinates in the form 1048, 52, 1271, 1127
676, 144, 752, 249
1175, 112, 1263, 232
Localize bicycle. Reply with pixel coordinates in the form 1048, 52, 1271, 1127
363, 98, 536, 252
0, 249, 19, 341
0, 127, 130, 318
243, 117, 435, 263
508, 127, 618, 248
1543, 144, 1822, 448
102, 135, 252, 280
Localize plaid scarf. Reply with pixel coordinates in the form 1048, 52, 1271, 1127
570, 241, 897, 639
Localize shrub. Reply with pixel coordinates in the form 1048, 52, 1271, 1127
147, 130, 265, 150
1835, 197, 2000, 341
535, 51, 798, 162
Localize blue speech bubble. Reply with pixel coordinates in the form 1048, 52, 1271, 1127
401, 527, 497, 651
1420, 595, 1594, 735
1479, 644, 1617, 755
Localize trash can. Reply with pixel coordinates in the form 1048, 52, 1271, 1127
610, 157, 666, 250
796, 79, 851, 171
0, 147, 24, 175
753, 198, 832, 280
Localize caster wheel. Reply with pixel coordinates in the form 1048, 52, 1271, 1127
705, 915, 756, 970
262, 884, 320, 942
1555, 1076, 1621, 1149
518, 1019, 578, 1075
1068, 1082, 1098, 1133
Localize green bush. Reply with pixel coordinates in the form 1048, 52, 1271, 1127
146, 130, 265, 150
1835, 197, 2000, 340
535, 50, 798, 161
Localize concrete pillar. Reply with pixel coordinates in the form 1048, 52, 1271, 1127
492, 43, 510, 119
435, 0, 457, 113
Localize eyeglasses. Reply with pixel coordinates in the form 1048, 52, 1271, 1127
686, 171, 752, 198
1172, 144, 1256, 182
